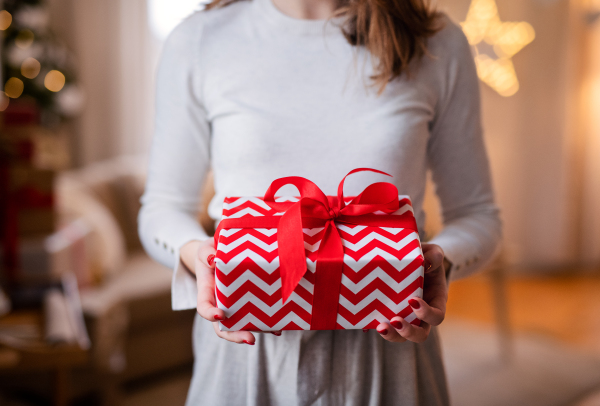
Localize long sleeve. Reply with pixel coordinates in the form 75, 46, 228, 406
426, 24, 502, 281
138, 14, 210, 310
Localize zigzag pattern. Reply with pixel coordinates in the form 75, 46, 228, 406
216, 196, 424, 331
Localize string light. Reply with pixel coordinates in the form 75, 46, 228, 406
21, 57, 42, 79
15, 29, 35, 49
0, 10, 11, 30
44, 70, 66, 92
461, 0, 535, 97
5, 77, 24, 98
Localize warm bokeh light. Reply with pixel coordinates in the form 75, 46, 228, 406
0, 10, 11, 30
5, 77, 24, 98
0, 93, 9, 111
461, 0, 535, 97
15, 29, 35, 49
21, 57, 42, 79
474, 54, 519, 97
44, 70, 66, 92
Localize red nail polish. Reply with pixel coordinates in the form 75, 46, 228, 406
243, 340, 255, 345
408, 299, 420, 309
207, 254, 215, 266
362, 328, 369, 332
390, 320, 403, 330
271, 331, 282, 336
214, 314, 225, 321
377, 328, 388, 335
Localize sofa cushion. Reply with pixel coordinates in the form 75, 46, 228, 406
79, 252, 172, 318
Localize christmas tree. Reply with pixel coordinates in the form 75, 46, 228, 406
1, 0, 82, 127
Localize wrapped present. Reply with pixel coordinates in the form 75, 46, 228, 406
7, 164, 56, 236
1, 163, 55, 283
0, 124, 71, 170
214, 168, 425, 332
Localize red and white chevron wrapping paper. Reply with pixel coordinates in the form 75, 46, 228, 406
215, 196, 425, 332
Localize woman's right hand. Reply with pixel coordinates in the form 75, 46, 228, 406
180, 239, 256, 345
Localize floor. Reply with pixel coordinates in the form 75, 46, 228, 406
444, 271, 600, 406
446, 271, 600, 356
440, 318, 600, 406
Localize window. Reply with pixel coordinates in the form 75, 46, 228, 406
148, 0, 205, 40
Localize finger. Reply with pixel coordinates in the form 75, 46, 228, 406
212, 322, 256, 345
198, 241, 217, 269
390, 317, 431, 343
196, 249, 225, 322
375, 322, 407, 343
408, 297, 445, 326
421, 244, 444, 273
420, 266, 448, 316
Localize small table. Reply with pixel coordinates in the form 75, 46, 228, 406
0, 310, 89, 406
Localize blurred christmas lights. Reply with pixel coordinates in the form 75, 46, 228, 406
0, 10, 11, 30
15, 29, 35, 49
1, 2, 82, 125
5, 77, 24, 98
461, 0, 535, 97
0, 94, 9, 111
44, 70, 65, 92
21, 57, 41, 79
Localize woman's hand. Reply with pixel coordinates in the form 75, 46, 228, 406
375, 243, 448, 343
181, 239, 256, 345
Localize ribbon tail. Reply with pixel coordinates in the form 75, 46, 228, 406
310, 221, 345, 330
279, 201, 308, 303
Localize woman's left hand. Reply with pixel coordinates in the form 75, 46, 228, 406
376, 243, 448, 343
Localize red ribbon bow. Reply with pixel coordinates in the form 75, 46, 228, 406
215, 168, 418, 330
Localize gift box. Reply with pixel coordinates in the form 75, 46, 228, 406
1, 163, 55, 282
0, 124, 72, 170
214, 169, 425, 332
9, 164, 56, 236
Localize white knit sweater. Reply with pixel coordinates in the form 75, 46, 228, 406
138, 0, 502, 311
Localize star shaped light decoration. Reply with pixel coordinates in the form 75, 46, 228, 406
461, 0, 535, 97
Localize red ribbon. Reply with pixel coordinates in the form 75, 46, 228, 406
215, 168, 418, 330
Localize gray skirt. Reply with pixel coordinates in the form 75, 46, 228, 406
186, 314, 450, 406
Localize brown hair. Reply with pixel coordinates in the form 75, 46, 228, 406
205, 0, 442, 93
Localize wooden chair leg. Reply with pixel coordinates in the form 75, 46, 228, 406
54, 367, 69, 406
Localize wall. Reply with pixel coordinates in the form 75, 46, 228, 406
47, 0, 158, 165
438, 0, 600, 270
578, 0, 600, 265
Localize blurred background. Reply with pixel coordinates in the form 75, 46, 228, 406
0, 0, 599, 405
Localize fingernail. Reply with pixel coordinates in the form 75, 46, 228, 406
408, 299, 420, 309
207, 254, 215, 266
390, 320, 403, 330
243, 340, 255, 346
362, 328, 369, 333
424, 259, 432, 271
214, 314, 225, 321
271, 331, 282, 336
377, 328, 388, 335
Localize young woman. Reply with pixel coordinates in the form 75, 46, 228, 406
138, 0, 502, 404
